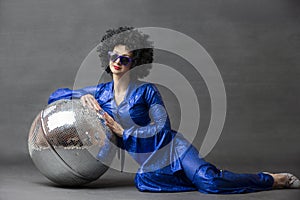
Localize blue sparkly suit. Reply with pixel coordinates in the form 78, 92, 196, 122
48, 80, 274, 194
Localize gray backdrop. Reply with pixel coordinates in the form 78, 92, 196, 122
0, 0, 299, 199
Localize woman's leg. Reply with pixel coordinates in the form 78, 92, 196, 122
180, 145, 274, 194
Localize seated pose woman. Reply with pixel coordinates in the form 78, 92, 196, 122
48, 26, 300, 194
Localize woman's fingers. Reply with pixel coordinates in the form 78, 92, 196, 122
103, 112, 114, 124
81, 96, 87, 107
80, 94, 101, 111
85, 97, 94, 109
104, 114, 114, 129
101, 112, 124, 137
94, 99, 101, 111
89, 96, 101, 111
80, 95, 123, 136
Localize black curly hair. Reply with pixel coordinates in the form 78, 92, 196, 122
97, 26, 154, 79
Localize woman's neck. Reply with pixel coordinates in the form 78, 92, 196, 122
113, 74, 130, 94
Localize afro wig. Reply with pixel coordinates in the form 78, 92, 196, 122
97, 26, 154, 79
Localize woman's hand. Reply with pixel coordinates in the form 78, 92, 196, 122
103, 112, 124, 137
80, 94, 124, 136
80, 94, 101, 111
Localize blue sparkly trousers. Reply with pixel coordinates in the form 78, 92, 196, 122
181, 146, 274, 194
135, 145, 274, 194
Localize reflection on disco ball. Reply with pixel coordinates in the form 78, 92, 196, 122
28, 99, 117, 186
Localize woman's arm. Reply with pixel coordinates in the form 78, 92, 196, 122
48, 85, 102, 104
122, 84, 173, 153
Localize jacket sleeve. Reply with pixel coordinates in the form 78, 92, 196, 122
48, 85, 101, 104
122, 84, 173, 153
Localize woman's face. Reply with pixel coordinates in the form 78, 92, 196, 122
109, 45, 132, 77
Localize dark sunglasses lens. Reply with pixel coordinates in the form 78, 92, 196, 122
120, 57, 130, 65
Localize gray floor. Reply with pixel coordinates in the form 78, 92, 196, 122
1, 157, 300, 200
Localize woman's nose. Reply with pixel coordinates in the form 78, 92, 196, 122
114, 58, 121, 65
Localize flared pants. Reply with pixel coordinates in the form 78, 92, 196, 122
180, 145, 274, 194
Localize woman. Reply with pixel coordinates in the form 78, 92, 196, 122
48, 26, 300, 194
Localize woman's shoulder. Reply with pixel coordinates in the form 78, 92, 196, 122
94, 81, 113, 98
96, 81, 113, 90
134, 80, 158, 92
130, 81, 161, 102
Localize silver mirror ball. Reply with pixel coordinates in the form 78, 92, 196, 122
28, 99, 117, 186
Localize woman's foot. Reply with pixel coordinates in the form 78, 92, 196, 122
264, 172, 300, 189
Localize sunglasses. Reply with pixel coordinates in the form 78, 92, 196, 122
108, 51, 132, 66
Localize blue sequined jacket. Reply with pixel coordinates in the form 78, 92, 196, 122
48, 80, 196, 192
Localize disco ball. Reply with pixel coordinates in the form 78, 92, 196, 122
28, 99, 117, 186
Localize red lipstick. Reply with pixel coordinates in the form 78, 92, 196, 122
114, 65, 121, 70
